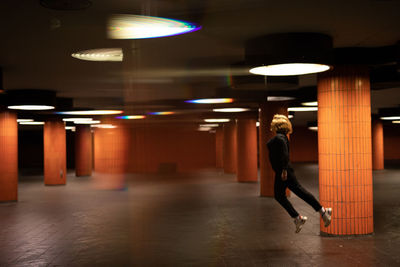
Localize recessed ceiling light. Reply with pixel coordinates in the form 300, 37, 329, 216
8, 105, 55, 110
199, 124, 219, 128
116, 115, 146, 119
108, 14, 201, 39
198, 127, 212, 132
301, 101, 318, 106
74, 120, 101, 124
213, 108, 250, 112
148, 111, 175, 115
62, 118, 93, 122
65, 126, 76, 131
288, 114, 294, 119
19, 121, 45, 125
392, 120, 400, 124
288, 107, 318, 112
91, 124, 117, 128
267, 96, 295, 101
56, 110, 123, 115
17, 119, 34, 122
204, 118, 230, 123
250, 63, 331, 76
72, 48, 123, 62
380, 116, 400, 120
185, 98, 233, 104
308, 126, 318, 131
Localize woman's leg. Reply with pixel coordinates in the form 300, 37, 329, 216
274, 173, 299, 218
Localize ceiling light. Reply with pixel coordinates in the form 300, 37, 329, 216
62, 118, 93, 122
301, 101, 318, 106
65, 126, 76, 131
17, 119, 33, 122
267, 96, 295, 101
108, 14, 201, 39
392, 121, 400, 124
380, 116, 400, 120
199, 124, 219, 128
308, 126, 318, 131
72, 48, 123, 62
8, 105, 55, 110
91, 124, 117, 129
56, 110, 123, 115
198, 127, 212, 132
288, 107, 318, 112
148, 111, 175, 115
19, 121, 45, 125
204, 119, 230, 123
74, 120, 101, 124
250, 63, 330, 76
185, 98, 233, 104
116, 115, 146, 119
213, 108, 249, 112
288, 114, 294, 119
256, 122, 260, 127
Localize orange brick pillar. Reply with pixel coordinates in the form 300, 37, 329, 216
215, 126, 223, 168
44, 119, 66, 185
223, 121, 237, 173
0, 111, 18, 201
237, 119, 258, 182
93, 122, 129, 189
75, 125, 93, 176
372, 119, 384, 170
318, 66, 373, 235
259, 101, 288, 197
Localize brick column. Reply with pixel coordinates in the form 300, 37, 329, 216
237, 119, 258, 182
372, 119, 384, 170
215, 126, 223, 168
318, 66, 373, 235
75, 125, 93, 176
44, 119, 66, 185
223, 121, 237, 174
0, 111, 18, 201
259, 101, 288, 197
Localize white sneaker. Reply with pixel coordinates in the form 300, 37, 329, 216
294, 215, 307, 233
322, 207, 332, 227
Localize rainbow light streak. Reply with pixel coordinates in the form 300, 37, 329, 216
148, 111, 175, 115
185, 98, 233, 104
108, 14, 201, 39
116, 115, 146, 119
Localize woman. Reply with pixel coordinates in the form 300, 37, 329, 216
267, 114, 332, 233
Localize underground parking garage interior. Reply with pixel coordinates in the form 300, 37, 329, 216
0, 0, 400, 266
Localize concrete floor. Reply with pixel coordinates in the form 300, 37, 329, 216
0, 163, 400, 267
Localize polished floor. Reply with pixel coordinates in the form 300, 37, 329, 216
1, 163, 400, 267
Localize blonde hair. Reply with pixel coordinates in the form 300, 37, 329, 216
270, 114, 293, 134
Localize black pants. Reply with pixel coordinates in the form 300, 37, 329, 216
274, 167, 322, 218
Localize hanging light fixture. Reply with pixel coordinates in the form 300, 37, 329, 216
7, 89, 56, 110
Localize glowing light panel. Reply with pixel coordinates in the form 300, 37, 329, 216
250, 63, 331, 76
91, 124, 117, 129
185, 98, 233, 104
116, 115, 146, 119
308, 126, 318, 131
19, 121, 45, 125
8, 105, 55, 110
288, 114, 294, 119
392, 120, 400, 124
72, 48, 123, 62
56, 110, 123, 115
62, 118, 93, 122
108, 14, 201, 39
267, 96, 295, 101
199, 124, 219, 128
148, 111, 174, 115
380, 116, 400, 120
204, 119, 230, 123
65, 126, 76, 131
74, 120, 101, 124
213, 108, 249, 113
288, 107, 318, 112
302, 101, 318, 106
17, 119, 34, 122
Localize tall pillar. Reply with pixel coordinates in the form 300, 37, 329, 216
318, 66, 373, 235
259, 101, 288, 197
223, 121, 237, 174
75, 125, 93, 176
237, 119, 258, 182
215, 126, 223, 168
93, 122, 129, 189
372, 119, 384, 170
44, 119, 66, 185
0, 111, 18, 201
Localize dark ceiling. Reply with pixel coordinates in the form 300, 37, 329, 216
0, 0, 399, 125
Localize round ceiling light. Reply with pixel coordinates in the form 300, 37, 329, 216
19, 121, 45, 125
213, 108, 250, 112
392, 121, 400, 124
185, 98, 233, 104
108, 14, 201, 39
288, 107, 318, 112
17, 119, 34, 122
267, 96, 295, 101
301, 101, 318, 106
74, 120, 101, 125
204, 118, 230, 123
62, 118, 93, 122
56, 110, 123, 115
72, 48, 123, 62
116, 115, 146, 119
250, 63, 331, 76
308, 126, 318, 131
8, 105, 55, 110
380, 116, 400, 120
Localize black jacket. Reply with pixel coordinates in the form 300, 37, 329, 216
267, 133, 290, 172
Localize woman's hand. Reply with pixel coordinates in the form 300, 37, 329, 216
281, 170, 288, 181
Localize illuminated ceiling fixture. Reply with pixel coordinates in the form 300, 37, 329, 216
7, 89, 57, 111
116, 115, 146, 119
107, 14, 201, 39
72, 48, 123, 62
204, 118, 230, 123
245, 33, 332, 76
213, 108, 250, 113
267, 96, 295, 101
288, 114, 294, 119
199, 124, 219, 128
8, 105, 54, 110
62, 118, 93, 122
198, 127, 212, 132
19, 121, 45, 125
301, 101, 318, 106
185, 98, 233, 104
56, 110, 123, 115
392, 121, 400, 124
65, 126, 76, 131
17, 119, 34, 122
91, 124, 117, 129
380, 116, 400, 120
308, 126, 318, 131
288, 107, 318, 112
148, 111, 175, 115
256, 122, 260, 127
74, 120, 101, 124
